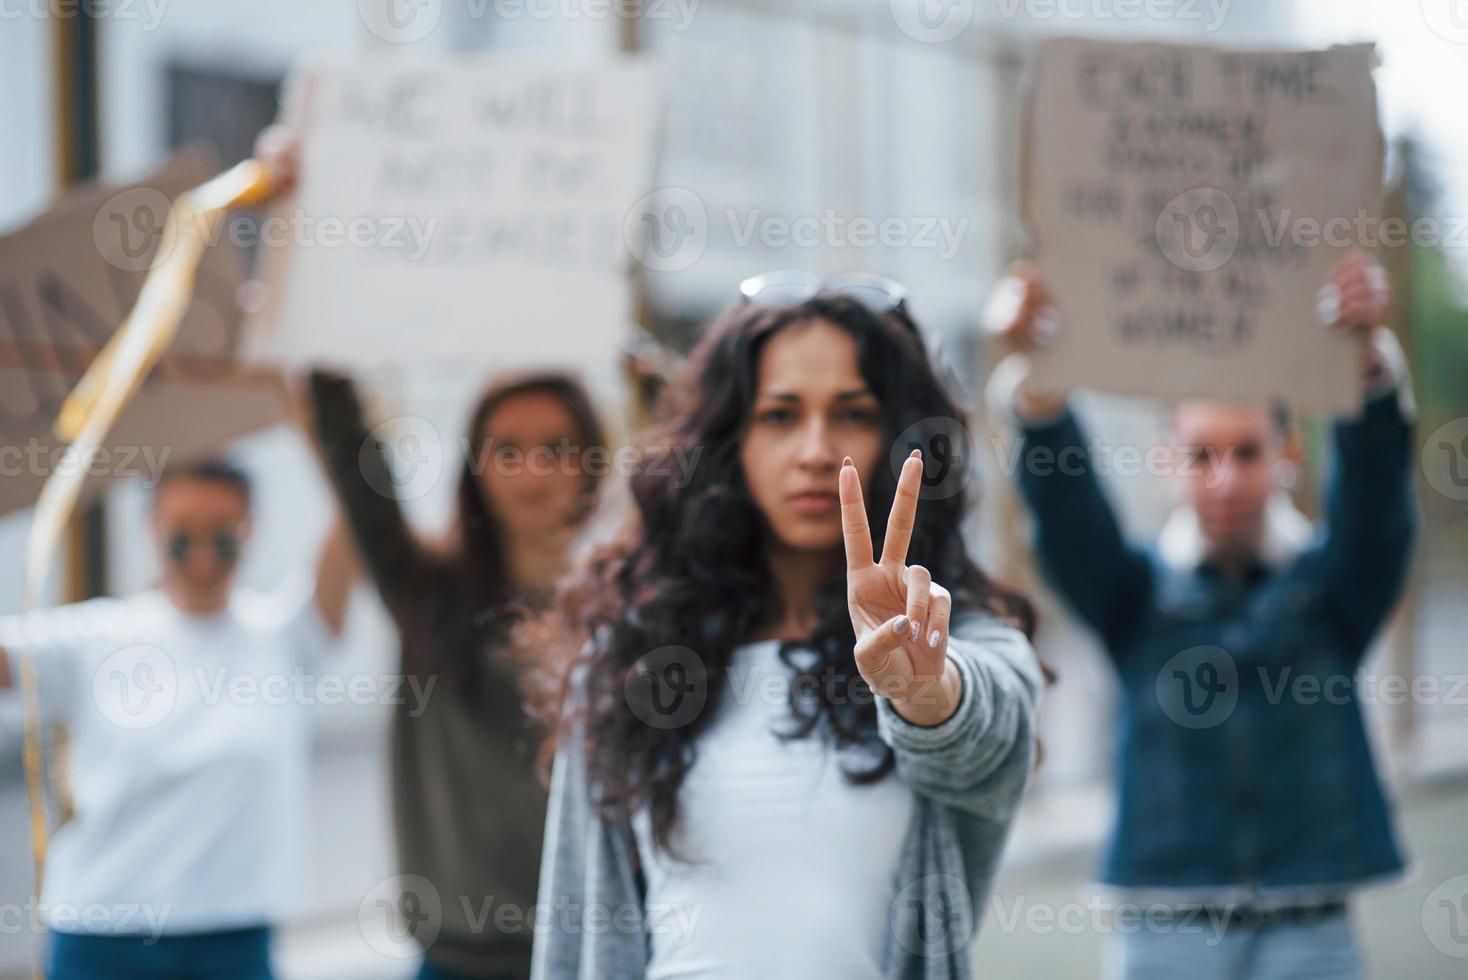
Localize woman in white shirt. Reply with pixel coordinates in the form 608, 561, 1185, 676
530, 274, 1045, 980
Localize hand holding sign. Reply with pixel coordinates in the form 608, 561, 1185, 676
840, 450, 961, 727
986, 251, 1394, 418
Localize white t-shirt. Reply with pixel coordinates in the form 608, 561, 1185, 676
0, 583, 331, 937
632, 640, 916, 980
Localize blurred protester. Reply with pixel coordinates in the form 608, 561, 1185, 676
260, 127, 615, 980
305, 369, 606, 980
261, 123, 614, 980
0, 457, 354, 980
531, 277, 1044, 979
984, 252, 1415, 980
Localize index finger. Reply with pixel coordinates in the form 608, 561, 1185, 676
880, 450, 923, 569
839, 456, 874, 570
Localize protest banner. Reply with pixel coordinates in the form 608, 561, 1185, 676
1022, 38, 1382, 413
244, 52, 663, 400
0, 149, 283, 518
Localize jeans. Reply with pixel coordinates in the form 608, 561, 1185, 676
47, 926, 273, 980
1105, 911, 1363, 980
416, 959, 520, 980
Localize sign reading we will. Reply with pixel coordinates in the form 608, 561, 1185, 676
246, 54, 662, 384
1022, 38, 1382, 413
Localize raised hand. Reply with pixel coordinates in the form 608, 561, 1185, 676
1317, 251, 1394, 392
839, 449, 962, 726
982, 261, 1069, 421
254, 124, 300, 196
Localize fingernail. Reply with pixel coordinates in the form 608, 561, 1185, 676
1316, 286, 1340, 327
910, 621, 922, 642
928, 629, 942, 648
910, 448, 922, 460
843, 456, 853, 468
893, 616, 910, 637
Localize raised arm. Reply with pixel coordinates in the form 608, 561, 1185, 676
984, 265, 1153, 649
1304, 257, 1417, 658
306, 370, 428, 624
311, 517, 358, 637
874, 610, 1042, 821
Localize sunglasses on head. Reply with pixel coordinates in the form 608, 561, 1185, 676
738, 271, 910, 317
166, 529, 241, 565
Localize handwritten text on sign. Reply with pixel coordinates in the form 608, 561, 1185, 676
1023, 39, 1381, 413
246, 54, 661, 381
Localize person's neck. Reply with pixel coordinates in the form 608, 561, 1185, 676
751, 543, 840, 642
1203, 532, 1265, 580
166, 588, 231, 620
505, 526, 571, 594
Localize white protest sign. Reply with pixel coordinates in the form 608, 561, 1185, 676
1022, 38, 1382, 413
245, 53, 662, 395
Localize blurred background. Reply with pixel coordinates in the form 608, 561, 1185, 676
0, 1, 1465, 976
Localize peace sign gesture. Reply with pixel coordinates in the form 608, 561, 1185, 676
839, 450, 962, 726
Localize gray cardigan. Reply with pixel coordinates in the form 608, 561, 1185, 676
529, 612, 1044, 980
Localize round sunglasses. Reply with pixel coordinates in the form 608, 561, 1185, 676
165, 529, 242, 565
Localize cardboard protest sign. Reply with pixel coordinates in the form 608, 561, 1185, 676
1022, 38, 1382, 413
244, 53, 662, 399
0, 149, 284, 518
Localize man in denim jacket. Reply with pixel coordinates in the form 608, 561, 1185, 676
985, 252, 1416, 979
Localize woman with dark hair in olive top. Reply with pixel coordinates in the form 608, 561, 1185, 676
307, 369, 606, 980
257, 125, 612, 980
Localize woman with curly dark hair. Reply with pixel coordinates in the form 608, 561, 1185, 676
530, 274, 1044, 980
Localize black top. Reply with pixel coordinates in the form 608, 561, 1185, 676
309, 370, 543, 978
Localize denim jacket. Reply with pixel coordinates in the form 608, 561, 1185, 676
1014, 385, 1416, 901
529, 612, 1043, 979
